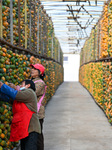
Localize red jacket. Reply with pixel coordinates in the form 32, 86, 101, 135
10, 100, 35, 141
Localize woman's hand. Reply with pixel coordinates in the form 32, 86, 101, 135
8, 83, 17, 90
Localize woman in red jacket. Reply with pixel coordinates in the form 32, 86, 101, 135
0, 80, 41, 150
2, 63, 46, 150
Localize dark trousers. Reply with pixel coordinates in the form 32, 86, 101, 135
37, 119, 44, 150
21, 132, 39, 150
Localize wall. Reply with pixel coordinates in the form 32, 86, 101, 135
63, 54, 80, 81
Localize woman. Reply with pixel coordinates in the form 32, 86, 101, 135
30, 63, 46, 150
2, 63, 46, 150
0, 80, 41, 150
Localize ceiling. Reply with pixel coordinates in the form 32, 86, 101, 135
40, 0, 107, 54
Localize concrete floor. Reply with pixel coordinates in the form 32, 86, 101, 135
43, 82, 112, 150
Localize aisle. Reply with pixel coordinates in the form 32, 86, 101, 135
44, 82, 112, 150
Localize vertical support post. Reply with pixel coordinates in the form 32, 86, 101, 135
53, 37, 55, 60
18, 0, 21, 46
10, 0, 13, 44
39, 9, 42, 54
99, 23, 101, 59
94, 27, 96, 60
42, 16, 44, 55
43, 40, 44, 55
37, 4, 39, 53
34, 3, 36, 51
97, 23, 100, 59
52, 34, 53, 58
55, 38, 57, 61
83, 48, 85, 64
91, 36, 92, 61
29, 0, 31, 50
25, 0, 27, 49
96, 26, 98, 60
0, 0, 2, 38
58, 44, 60, 63
53, 37, 56, 60
44, 19, 46, 55
107, 3, 109, 57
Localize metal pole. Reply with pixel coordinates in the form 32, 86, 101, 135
55, 38, 57, 61
99, 23, 101, 59
37, 5, 39, 53
52, 34, 54, 58
58, 44, 60, 63
39, 9, 42, 54
10, 0, 13, 44
25, 0, 27, 49
96, 26, 98, 60
42, 15, 44, 55
29, 0, 31, 50
44, 18, 47, 56
94, 28, 95, 60
18, 0, 21, 46
34, 3, 36, 51
84, 47, 85, 64
43, 40, 44, 55
0, 0, 2, 38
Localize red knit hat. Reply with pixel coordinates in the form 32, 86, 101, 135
30, 64, 45, 75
